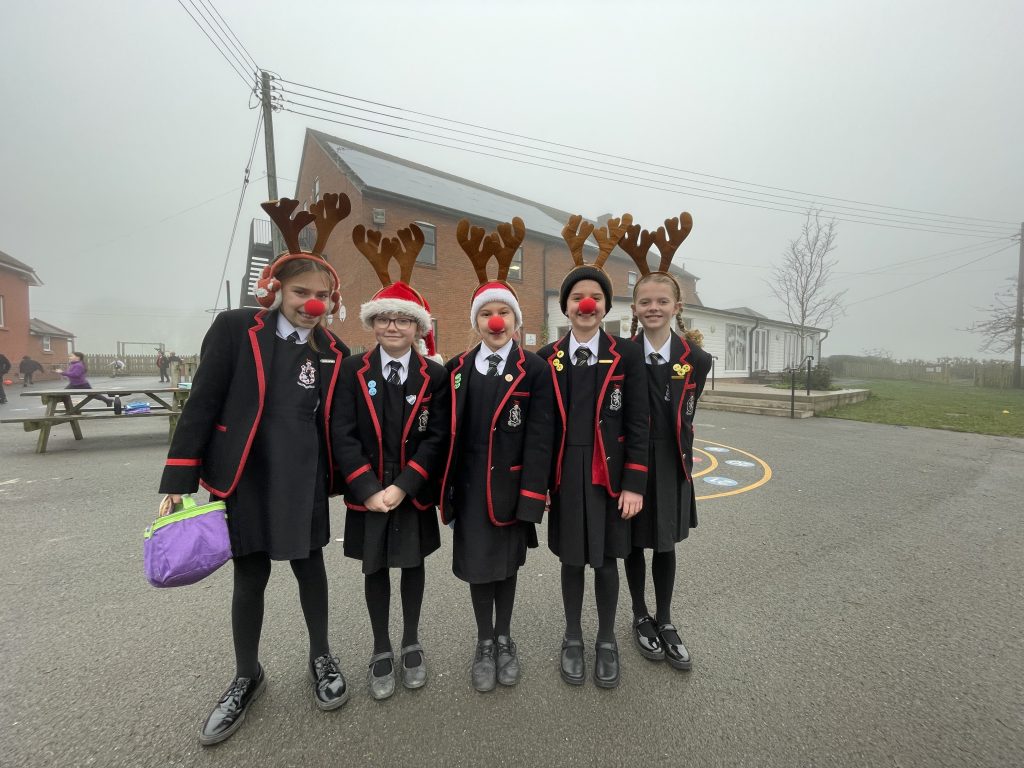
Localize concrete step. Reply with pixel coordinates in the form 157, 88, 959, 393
699, 400, 814, 418
701, 393, 815, 411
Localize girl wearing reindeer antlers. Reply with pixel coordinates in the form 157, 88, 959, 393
331, 222, 450, 701
620, 213, 712, 672
538, 214, 650, 689
159, 195, 352, 746
440, 217, 554, 693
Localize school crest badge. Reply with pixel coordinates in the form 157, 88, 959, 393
686, 393, 695, 416
417, 407, 429, 432
609, 387, 622, 412
508, 401, 522, 428
298, 359, 317, 389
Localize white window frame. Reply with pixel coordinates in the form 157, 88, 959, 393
725, 323, 747, 371
507, 247, 524, 282
43, 335, 52, 352
0, 294, 5, 327
416, 222, 437, 266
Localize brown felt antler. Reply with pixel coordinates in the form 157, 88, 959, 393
493, 217, 526, 282
561, 215, 595, 267
619, 223, 656, 276
592, 214, 633, 268
651, 213, 694, 269
309, 193, 352, 256
352, 223, 425, 287
456, 219, 500, 284
261, 198, 316, 254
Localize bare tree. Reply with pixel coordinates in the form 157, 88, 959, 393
768, 209, 847, 351
966, 276, 1017, 353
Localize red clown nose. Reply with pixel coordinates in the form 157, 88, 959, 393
577, 297, 597, 315
487, 315, 506, 333
303, 299, 326, 317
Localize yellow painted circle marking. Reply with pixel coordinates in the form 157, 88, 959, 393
691, 447, 718, 478
693, 438, 772, 500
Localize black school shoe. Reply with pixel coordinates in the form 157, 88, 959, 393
559, 637, 585, 686
199, 665, 267, 746
632, 615, 665, 661
593, 640, 620, 689
308, 654, 350, 710
658, 623, 692, 670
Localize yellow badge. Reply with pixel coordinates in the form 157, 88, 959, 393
598, 359, 613, 364
553, 360, 564, 372
680, 364, 692, 376
504, 373, 514, 382
673, 363, 684, 375
556, 350, 565, 359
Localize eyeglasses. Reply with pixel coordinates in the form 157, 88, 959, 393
372, 316, 415, 330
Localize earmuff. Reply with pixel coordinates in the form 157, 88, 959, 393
253, 253, 344, 322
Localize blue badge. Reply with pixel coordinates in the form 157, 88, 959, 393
368, 379, 378, 397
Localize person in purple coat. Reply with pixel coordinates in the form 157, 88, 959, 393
56, 352, 111, 405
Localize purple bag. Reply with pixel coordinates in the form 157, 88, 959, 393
143, 495, 230, 587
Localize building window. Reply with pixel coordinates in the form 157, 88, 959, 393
416, 222, 436, 266
43, 335, 52, 352
312, 176, 320, 203
0, 294, 4, 327
784, 332, 800, 368
627, 271, 637, 288
431, 319, 438, 348
507, 247, 524, 282
725, 323, 747, 371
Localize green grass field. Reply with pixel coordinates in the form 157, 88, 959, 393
821, 378, 1024, 438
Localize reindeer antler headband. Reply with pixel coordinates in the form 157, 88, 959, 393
619, 212, 693, 277
459, 217, 528, 328
557, 213, 633, 313
352, 223, 425, 288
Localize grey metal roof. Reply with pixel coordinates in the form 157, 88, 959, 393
0, 249, 42, 286
318, 134, 585, 244
723, 306, 769, 319
29, 318, 74, 338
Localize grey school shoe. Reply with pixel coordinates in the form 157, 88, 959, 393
495, 635, 521, 686
471, 639, 497, 692
400, 643, 427, 689
367, 651, 396, 701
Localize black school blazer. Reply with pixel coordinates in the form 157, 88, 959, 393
439, 341, 554, 526
159, 308, 349, 497
330, 346, 450, 512
537, 331, 650, 497
634, 332, 713, 481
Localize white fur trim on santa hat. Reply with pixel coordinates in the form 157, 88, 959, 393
470, 286, 522, 329
360, 297, 432, 334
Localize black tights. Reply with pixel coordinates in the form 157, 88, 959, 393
364, 564, 425, 673
624, 547, 676, 626
561, 561, 619, 643
469, 574, 518, 641
231, 549, 330, 678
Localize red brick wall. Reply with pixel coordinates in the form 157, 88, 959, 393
0, 269, 31, 365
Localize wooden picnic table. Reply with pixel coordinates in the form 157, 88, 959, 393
1, 387, 191, 454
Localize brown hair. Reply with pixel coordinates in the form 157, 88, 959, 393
629, 272, 704, 347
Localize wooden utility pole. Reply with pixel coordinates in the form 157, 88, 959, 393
1014, 222, 1023, 388
260, 70, 283, 259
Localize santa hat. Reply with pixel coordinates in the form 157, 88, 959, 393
469, 280, 522, 329
360, 281, 439, 359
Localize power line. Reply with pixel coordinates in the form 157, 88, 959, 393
281, 104, 1015, 239
276, 85, 1013, 236
845, 243, 1017, 307
176, 0, 254, 90
196, 0, 259, 75
276, 77, 1019, 229
213, 110, 263, 313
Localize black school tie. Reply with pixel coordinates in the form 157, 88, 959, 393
574, 347, 591, 367
287, 331, 301, 344
387, 360, 402, 385
486, 354, 502, 377
649, 352, 665, 365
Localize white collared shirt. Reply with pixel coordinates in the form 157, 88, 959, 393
474, 339, 513, 375
380, 348, 412, 384
276, 312, 311, 344
568, 331, 600, 366
642, 334, 673, 365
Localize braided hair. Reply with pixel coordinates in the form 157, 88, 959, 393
630, 272, 705, 348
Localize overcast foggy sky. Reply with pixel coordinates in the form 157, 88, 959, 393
2, 0, 1021, 361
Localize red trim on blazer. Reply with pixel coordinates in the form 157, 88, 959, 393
520, 489, 545, 501
625, 462, 648, 472
400, 353, 431, 467
346, 463, 372, 483
439, 348, 472, 524
484, 344, 527, 527
166, 458, 201, 466
412, 498, 432, 511
356, 349, 384, 481
346, 501, 368, 511
408, 460, 428, 479
322, 329, 346, 490
204, 310, 268, 497
547, 337, 568, 489
591, 332, 621, 495
674, 334, 696, 481
214, 424, 227, 432
509, 465, 523, 471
